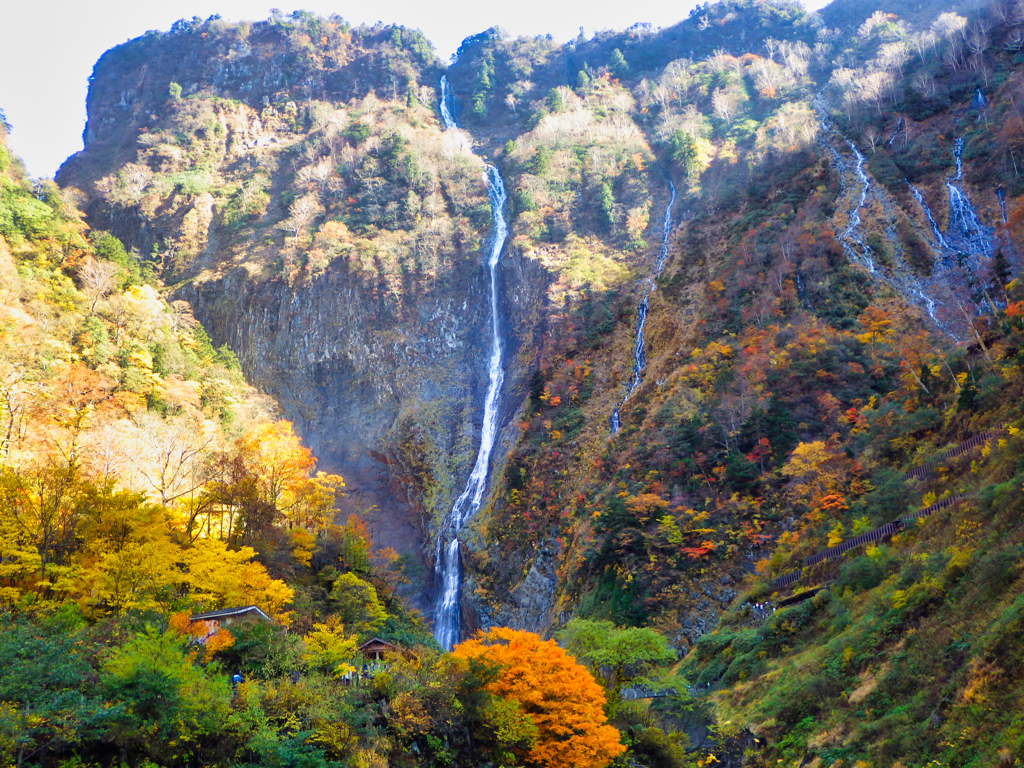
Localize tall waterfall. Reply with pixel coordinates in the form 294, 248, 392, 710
433, 75, 510, 650
610, 176, 677, 434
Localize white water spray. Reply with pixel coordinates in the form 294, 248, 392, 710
611, 176, 677, 433
944, 138, 992, 258
433, 76, 510, 650
909, 184, 948, 249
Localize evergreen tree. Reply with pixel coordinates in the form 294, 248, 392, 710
609, 48, 629, 79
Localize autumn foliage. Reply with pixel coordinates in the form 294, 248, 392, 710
452, 627, 625, 768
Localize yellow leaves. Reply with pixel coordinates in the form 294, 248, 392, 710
945, 545, 973, 579
238, 420, 317, 511
180, 538, 294, 622
78, 537, 180, 614
123, 284, 167, 332
784, 441, 851, 507
126, 345, 153, 370
291, 529, 316, 566
856, 305, 895, 346
955, 519, 981, 542
891, 590, 908, 609
0, 512, 42, 603
303, 615, 359, 677
827, 522, 844, 548
961, 659, 1002, 704
657, 514, 684, 546
390, 691, 433, 736
708, 280, 725, 295
329, 572, 386, 636
291, 471, 346, 532
625, 493, 670, 523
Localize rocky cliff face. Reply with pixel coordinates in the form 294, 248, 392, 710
174, 238, 552, 607
55, 0, 1024, 646
55, 14, 567, 614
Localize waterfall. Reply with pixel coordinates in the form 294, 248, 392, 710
886, 116, 904, 147
610, 176, 677, 434
945, 136, 993, 258
795, 268, 812, 311
830, 141, 875, 273
909, 184, 948, 248
433, 76, 510, 650
439, 75, 457, 129
816, 98, 957, 334
998, 189, 1008, 224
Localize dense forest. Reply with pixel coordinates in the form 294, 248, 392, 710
4, 0, 1024, 764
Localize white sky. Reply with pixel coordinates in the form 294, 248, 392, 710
0, 0, 826, 179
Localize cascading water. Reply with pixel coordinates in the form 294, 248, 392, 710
439, 75, 457, 130
433, 75, 510, 650
816, 98, 959, 335
829, 140, 875, 274
998, 189, 1008, 224
795, 269, 812, 311
886, 116, 904, 147
610, 176, 677, 434
945, 138, 993, 258
909, 184, 948, 248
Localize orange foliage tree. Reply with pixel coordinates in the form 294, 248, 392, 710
452, 627, 624, 768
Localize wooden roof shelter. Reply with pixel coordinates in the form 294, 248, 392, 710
358, 637, 411, 661
189, 605, 272, 625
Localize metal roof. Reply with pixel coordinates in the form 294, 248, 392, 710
189, 605, 272, 622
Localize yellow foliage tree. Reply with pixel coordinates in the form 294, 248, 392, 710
236, 420, 316, 517
452, 627, 625, 768
179, 538, 293, 622
76, 485, 182, 613
303, 615, 359, 677
0, 513, 41, 604
783, 441, 850, 509
625, 493, 670, 524
78, 538, 181, 614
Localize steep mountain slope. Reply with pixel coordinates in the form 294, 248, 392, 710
55, 14, 559, 613
50, 0, 1024, 745
432, 0, 1021, 644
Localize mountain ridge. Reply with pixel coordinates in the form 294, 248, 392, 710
5, 0, 1024, 762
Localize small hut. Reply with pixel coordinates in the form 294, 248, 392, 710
188, 606, 273, 643
189, 605, 273, 627
358, 637, 407, 661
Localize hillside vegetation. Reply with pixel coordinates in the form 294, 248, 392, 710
5, 0, 1024, 765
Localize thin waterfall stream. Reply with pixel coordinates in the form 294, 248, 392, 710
944, 137, 993, 258
433, 76, 510, 650
610, 176, 677, 434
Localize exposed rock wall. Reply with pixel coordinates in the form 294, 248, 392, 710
175, 236, 552, 612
